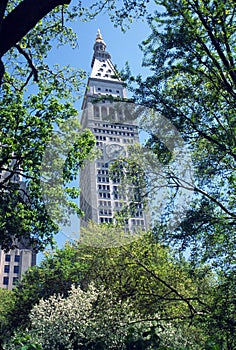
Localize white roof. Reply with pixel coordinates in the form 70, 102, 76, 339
90, 57, 122, 82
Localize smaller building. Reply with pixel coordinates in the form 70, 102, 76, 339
0, 160, 36, 290
0, 244, 36, 289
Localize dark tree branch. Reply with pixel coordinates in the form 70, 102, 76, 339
191, 0, 236, 86
19, 71, 34, 91
0, 0, 71, 58
0, 0, 8, 29
15, 44, 38, 82
124, 248, 198, 318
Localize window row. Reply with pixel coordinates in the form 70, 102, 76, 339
98, 68, 112, 73
2, 276, 18, 285
97, 87, 119, 94
102, 124, 134, 131
131, 219, 145, 226
4, 265, 19, 274
109, 137, 120, 142
5, 254, 20, 262
97, 169, 109, 175
97, 162, 109, 168
99, 200, 112, 207
99, 209, 112, 216
94, 128, 134, 136
123, 139, 134, 144
112, 179, 121, 184
113, 193, 126, 200
96, 72, 111, 78
97, 177, 110, 183
94, 123, 134, 131
114, 202, 123, 208
96, 135, 133, 142
96, 135, 106, 141
98, 184, 110, 190
100, 217, 113, 223
99, 192, 111, 199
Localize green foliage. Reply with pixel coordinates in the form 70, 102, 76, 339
124, 0, 236, 264
0, 1, 101, 251
8, 333, 42, 350
0, 288, 15, 335
123, 0, 236, 348
1, 1, 235, 349
1, 242, 93, 338
0, 79, 96, 250
2, 224, 216, 349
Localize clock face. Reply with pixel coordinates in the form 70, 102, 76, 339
105, 144, 126, 159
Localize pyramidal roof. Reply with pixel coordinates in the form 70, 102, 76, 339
90, 29, 122, 82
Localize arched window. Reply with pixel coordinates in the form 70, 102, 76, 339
101, 106, 107, 118
94, 106, 100, 118
109, 107, 115, 121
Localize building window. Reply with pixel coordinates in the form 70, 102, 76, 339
94, 106, 100, 118
3, 277, 9, 285
4, 265, 10, 273
14, 255, 20, 262
14, 266, 19, 274
5, 255, 10, 262
101, 106, 107, 118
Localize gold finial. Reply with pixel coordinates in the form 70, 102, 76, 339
96, 28, 103, 42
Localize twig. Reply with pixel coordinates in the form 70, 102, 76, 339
15, 43, 38, 82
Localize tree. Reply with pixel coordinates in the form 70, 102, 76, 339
123, 0, 236, 347
6, 284, 194, 350
2, 225, 218, 349
0, 289, 15, 333
0, 78, 96, 250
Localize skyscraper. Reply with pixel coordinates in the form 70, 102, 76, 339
80, 30, 148, 230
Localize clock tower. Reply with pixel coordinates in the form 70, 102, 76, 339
80, 30, 148, 231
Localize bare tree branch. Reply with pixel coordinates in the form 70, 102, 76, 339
15, 43, 38, 82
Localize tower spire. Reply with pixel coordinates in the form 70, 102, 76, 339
96, 28, 103, 42
89, 30, 122, 82
93, 28, 107, 55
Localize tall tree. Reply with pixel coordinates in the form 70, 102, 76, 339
2, 225, 216, 348
123, 0, 236, 347
126, 0, 236, 268
0, 77, 96, 250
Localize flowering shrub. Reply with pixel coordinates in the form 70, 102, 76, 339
21, 284, 136, 350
